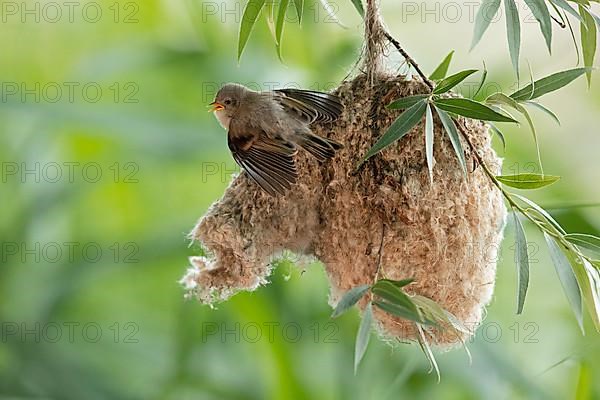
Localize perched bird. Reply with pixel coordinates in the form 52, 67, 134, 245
209, 83, 343, 196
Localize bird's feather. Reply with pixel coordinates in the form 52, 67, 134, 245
228, 119, 298, 196
274, 89, 343, 124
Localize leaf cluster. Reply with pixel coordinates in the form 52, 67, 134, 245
332, 278, 470, 378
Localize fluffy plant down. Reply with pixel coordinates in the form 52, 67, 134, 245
181, 73, 507, 346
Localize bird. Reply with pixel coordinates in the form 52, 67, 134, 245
209, 83, 344, 196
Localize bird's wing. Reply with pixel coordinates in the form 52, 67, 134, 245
273, 89, 343, 124
228, 118, 298, 196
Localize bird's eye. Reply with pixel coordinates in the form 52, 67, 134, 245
224, 99, 232, 105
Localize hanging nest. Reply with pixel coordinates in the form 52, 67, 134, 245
182, 72, 507, 347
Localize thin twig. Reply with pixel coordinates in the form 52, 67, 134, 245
382, 30, 434, 92
551, 14, 566, 29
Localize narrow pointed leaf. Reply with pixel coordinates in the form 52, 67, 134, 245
387, 94, 429, 110
429, 50, 455, 80
489, 123, 507, 150
376, 278, 415, 288
582, 259, 600, 330
504, 0, 521, 78
565, 10, 581, 65
544, 233, 584, 331
359, 100, 427, 165
265, 0, 276, 41
486, 92, 542, 170
434, 69, 479, 94
435, 107, 467, 175
524, 101, 561, 125
513, 212, 530, 314
425, 104, 434, 183
354, 302, 372, 374
471, 0, 501, 49
513, 194, 566, 234
524, 0, 553, 52
372, 281, 419, 315
293, 0, 304, 23
510, 68, 591, 101
331, 284, 371, 317
496, 173, 560, 189
473, 62, 488, 99
416, 324, 440, 382
564, 234, 600, 256
373, 301, 424, 323
412, 295, 469, 333
434, 98, 518, 122
350, 0, 364, 17
549, 0, 584, 22
580, 6, 597, 86
275, 0, 290, 50
238, 0, 266, 61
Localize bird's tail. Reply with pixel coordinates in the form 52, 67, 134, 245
296, 133, 343, 162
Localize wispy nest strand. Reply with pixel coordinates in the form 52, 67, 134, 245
363, 0, 387, 84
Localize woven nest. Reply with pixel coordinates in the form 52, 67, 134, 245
182, 73, 507, 347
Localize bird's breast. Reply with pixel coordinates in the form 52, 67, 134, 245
214, 110, 230, 130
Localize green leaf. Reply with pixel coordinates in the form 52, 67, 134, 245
473, 61, 488, 99
504, 0, 521, 78
331, 284, 371, 318
524, 0, 552, 52
416, 324, 440, 382
513, 194, 566, 234
489, 122, 506, 150
544, 233, 584, 331
434, 98, 518, 122
510, 68, 591, 101
486, 92, 543, 171
411, 295, 470, 333
376, 278, 415, 288
580, 6, 597, 86
293, 0, 304, 23
512, 212, 530, 314
566, 11, 582, 65
549, 0, 585, 22
435, 107, 467, 175
350, 0, 364, 17
387, 94, 429, 110
372, 280, 420, 315
429, 50, 455, 80
265, 0, 276, 41
471, 0, 501, 49
275, 0, 289, 60
524, 101, 561, 125
425, 104, 434, 183
434, 69, 479, 94
496, 173, 560, 189
373, 300, 424, 323
581, 258, 600, 330
238, 0, 266, 61
359, 100, 427, 166
565, 233, 600, 256
354, 302, 372, 374
575, 362, 592, 400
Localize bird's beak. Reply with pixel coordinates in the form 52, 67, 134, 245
209, 101, 224, 112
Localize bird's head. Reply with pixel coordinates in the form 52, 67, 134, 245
209, 83, 248, 129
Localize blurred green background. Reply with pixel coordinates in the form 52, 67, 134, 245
1, 0, 599, 399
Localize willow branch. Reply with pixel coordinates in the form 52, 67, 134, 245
382, 30, 434, 91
